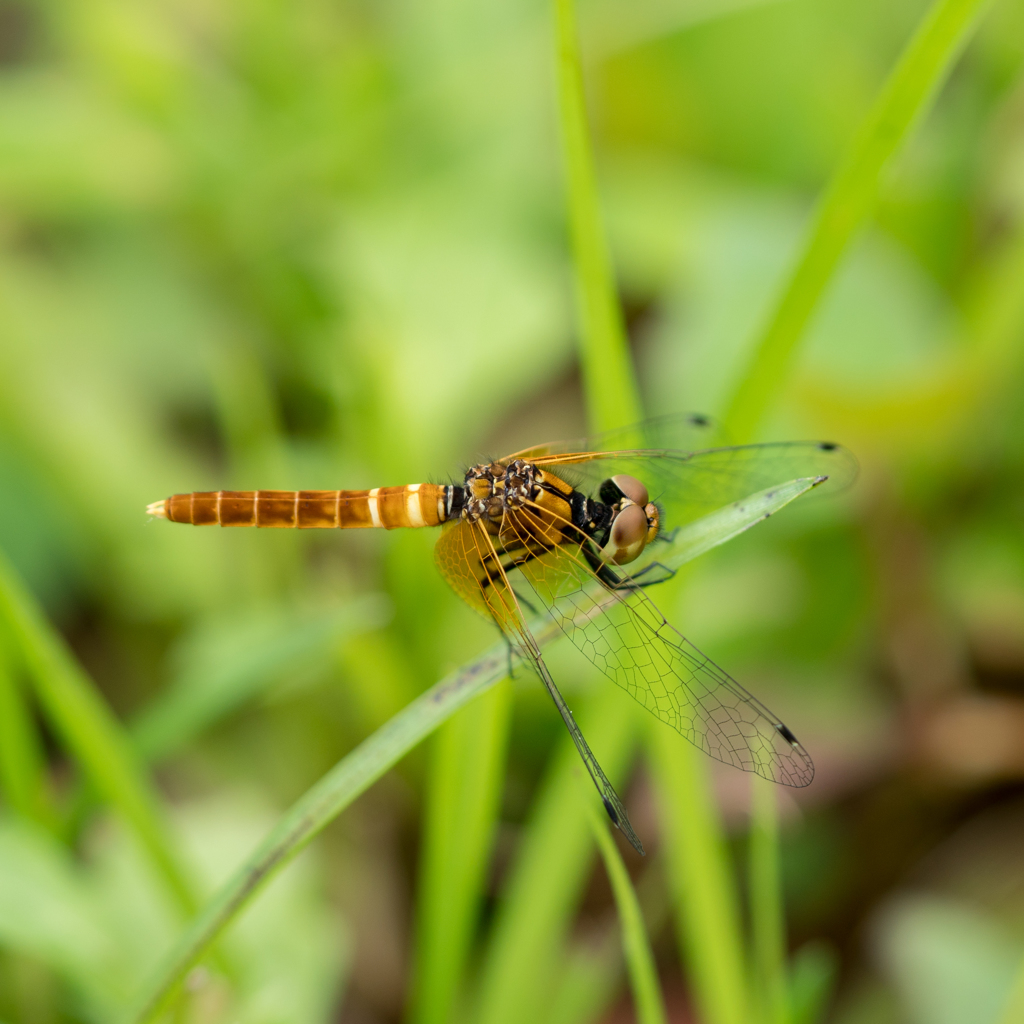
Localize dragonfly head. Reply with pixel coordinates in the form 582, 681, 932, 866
599, 475, 660, 565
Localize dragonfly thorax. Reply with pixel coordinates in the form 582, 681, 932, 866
460, 459, 540, 524
454, 461, 659, 566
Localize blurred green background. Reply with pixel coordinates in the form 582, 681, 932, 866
1, 0, 1024, 1021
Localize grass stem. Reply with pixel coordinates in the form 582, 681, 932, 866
130, 641, 513, 1024
585, 784, 668, 1024
650, 722, 747, 1024
553, 0, 641, 432
750, 777, 788, 1024
474, 688, 640, 1024
724, 0, 994, 441
0, 549, 196, 916
409, 679, 512, 1024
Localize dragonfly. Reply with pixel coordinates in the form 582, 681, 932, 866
147, 415, 855, 854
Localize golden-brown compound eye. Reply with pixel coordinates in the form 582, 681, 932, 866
604, 503, 649, 565
610, 474, 649, 508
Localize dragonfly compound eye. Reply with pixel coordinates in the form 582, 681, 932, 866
603, 503, 649, 565
609, 474, 649, 508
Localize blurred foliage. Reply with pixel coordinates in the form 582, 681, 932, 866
0, 0, 1023, 1021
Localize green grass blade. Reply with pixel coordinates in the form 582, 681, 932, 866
528, 8, 647, 1012
0, 548, 196, 915
0, 628, 51, 827
584, 790, 668, 1024
553, 0, 641, 433
547, 858, 672, 1024
712, 6, 994, 1016
660, 478, 824, 575
128, 639, 514, 1024
650, 722, 747, 1024
474, 689, 640, 1024
724, 0, 994, 441
749, 777, 788, 1024
409, 678, 513, 1024
551, 0, 835, 1015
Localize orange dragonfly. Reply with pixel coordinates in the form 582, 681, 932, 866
148, 415, 854, 853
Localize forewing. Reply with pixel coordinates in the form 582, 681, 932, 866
501, 501, 815, 787
503, 412, 720, 462
530, 441, 856, 536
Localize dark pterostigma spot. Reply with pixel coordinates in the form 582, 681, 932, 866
777, 723, 798, 745
602, 795, 620, 825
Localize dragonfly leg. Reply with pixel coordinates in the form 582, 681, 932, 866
499, 633, 521, 680
627, 561, 677, 589
581, 545, 677, 592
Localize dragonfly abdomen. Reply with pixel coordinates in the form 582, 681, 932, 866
147, 485, 452, 529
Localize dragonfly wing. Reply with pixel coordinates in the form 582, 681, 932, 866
530, 440, 857, 535
503, 412, 720, 462
500, 502, 815, 787
434, 518, 645, 853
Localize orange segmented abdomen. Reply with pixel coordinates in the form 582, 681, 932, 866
147, 484, 449, 529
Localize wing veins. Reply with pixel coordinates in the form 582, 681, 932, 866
510, 498, 814, 787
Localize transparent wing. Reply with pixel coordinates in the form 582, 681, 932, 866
499, 499, 815, 787
527, 440, 857, 537
503, 412, 722, 462
434, 518, 645, 853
